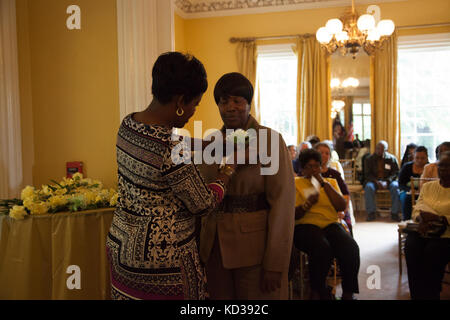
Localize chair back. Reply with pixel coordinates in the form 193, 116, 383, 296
339, 159, 356, 185
410, 177, 439, 207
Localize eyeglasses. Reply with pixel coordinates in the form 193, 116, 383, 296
304, 163, 321, 170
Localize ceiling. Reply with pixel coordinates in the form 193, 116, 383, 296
175, 0, 403, 18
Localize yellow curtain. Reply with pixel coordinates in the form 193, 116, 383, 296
297, 36, 331, 144
236, 41, 258, 121
344, 96, 354, 135
370, 33, 400, 159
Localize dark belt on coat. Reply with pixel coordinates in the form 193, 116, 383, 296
217, 193, 270, 214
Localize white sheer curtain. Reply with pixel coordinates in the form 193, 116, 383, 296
116, 0, 175, 122
0, 0, 23, 198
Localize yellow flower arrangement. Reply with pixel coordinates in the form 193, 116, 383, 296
1, 173, 118, 220
9, 206, 28, 220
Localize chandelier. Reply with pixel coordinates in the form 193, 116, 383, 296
316, 0, 395, 58
331, 77, 360, 89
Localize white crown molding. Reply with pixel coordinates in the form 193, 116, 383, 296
175, 0, 407, 19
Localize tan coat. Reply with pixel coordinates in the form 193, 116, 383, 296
199, 116, 295, 273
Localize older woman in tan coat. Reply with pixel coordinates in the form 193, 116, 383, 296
199, 73, 295, 299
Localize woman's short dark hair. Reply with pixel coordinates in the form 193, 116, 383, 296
439, 142, 450, 157
152, 52, 207, 105
298, 149, 322, 168
414, 146, 428, 155
306, 135, 320, 146
213, 72, 254, 106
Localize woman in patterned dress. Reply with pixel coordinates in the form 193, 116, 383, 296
106, 52, 238, 300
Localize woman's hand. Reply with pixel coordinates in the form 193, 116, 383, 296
307, 193, 319, 206
420, 211, 441, 222
260, 270, 282, 294
312, 172, 324, 185
418, 211, 444, 236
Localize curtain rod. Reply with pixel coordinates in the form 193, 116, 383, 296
397, 22, 450, 30
230, 23, 450, 43
229, 33, 314, 43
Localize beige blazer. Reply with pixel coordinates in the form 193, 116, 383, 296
199, 116, 295, 272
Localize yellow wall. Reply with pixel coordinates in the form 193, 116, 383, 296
175, 0, 450, 135
15, 0, 449, 189
174, 13, 186, 53
16, 0, 120, 188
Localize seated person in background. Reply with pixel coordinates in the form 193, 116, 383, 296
399, 146, 429, 221
293, 149, 360, 300
293, 141, 311, 175
363, 140, 401, 222
298, 141, 312, 152
405, 151, 450, 300
288, 145, 297, 161
353, 134, 363, 149
401, 143, 418, 168
333, 122, 347, 160
355, 139, 370, 181
323, 140, 344, 175
421, 142, 450, 188
315, 142, 353, 236
306, 135, 320, 147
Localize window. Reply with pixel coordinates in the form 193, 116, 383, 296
398, 33, 450, 162
256, 45, 298, 146
352, 101, 371, 141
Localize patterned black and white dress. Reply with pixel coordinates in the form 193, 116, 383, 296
106, 114, 225, 300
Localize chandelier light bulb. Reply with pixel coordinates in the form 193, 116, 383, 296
335, 31, 349, 42
325, 18, 343, 34
342, 77, 360, 88
332, 100, 346, 111
367, 28, 381, 41
330, 78, 341, 88
377, 19, 395, 36
316, 27, 333, 44
357, 14, 376, 32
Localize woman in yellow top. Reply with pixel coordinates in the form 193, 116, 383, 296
294, 149, 360, 300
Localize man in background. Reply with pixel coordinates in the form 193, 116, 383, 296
363, 140, 401, 221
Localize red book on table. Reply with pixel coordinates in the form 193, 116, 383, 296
66, 161, 83, 178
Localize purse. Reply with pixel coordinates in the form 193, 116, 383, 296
425, 219, 448, 238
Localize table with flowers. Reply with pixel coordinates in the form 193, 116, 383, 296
0, 173, 117, 300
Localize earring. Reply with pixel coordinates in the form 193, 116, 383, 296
176, 107, 184, 117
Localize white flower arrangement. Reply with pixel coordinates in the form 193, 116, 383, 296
226, 129, 250, 146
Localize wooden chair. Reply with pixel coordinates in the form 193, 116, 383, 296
397, 224, 408, 275
288, 249, 340, 300
397, 177, 439, 275
375, 189, 392, 217
339, 159, 356, 185
339, 159, 364, 215
410, 177, 439, 207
